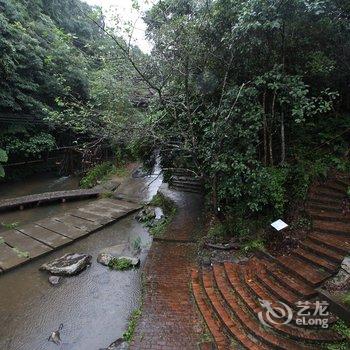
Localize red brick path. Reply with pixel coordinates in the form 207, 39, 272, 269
131, 189, 205, 350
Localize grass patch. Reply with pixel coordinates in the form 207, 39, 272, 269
1, 221, 19, 230
123, 308, 142, 342
80, 161, 116, 189
342, 293, 350, 306
327, 320, 350, 350
108, 257, 134, 271
147, 192, 177, 237
149, 192, 176, 216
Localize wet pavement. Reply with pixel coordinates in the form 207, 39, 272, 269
131, 187, 205, 350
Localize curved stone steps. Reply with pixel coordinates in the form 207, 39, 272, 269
222, 262, 339, 343
200, 269, 267, 349
308, 232, 350, 255
313, 220, 350, 236
300, 240, 344, 264
204, 269, 312, 350
312, 188, 345, 200
273, 255, 331, 287
308, 208, 350, 222
259, 258, 317, 299
191, 269, 230, 350
292, 247, 339, 274
240, 263, 330, 328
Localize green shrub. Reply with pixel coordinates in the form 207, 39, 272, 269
108, 257, 134, 271
123, 308, 142, 342
80, 161, 116, 188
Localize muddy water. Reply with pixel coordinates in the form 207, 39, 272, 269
0, 163, 163, 350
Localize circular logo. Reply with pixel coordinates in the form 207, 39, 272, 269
258, 299, 293, 327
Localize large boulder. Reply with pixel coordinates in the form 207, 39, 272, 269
97, 243, 140, 269
40, 253, 92, 276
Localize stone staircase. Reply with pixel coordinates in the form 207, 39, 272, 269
192, 176, 350, 349
169, 169, 203, 193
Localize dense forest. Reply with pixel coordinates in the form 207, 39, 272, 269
1, 0, 350, 233
0, 0, 148, 177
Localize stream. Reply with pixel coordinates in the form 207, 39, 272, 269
0, 162, 163, 350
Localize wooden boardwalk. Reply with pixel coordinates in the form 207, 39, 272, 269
0, 189, 102, 212
0, 198, 141, 273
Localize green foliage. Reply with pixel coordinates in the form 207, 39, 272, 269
149, 192, 177, 216
79, 161, 116, 189
108, 257, 134, 271
1, 222, 19, 230
342, 293, 350, 306
0, 148, 8, 178
123, 308, 142, 342
327, 320, 350, 350
146, 192, 177, 237
12, 247, 29, 258
242, 238, 265, 253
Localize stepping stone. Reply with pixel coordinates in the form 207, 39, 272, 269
0, 242, 29, 271
69, 209, 113, 225
37, 218, 88, 239
52, 215, 100, 232
18, 224, 72, 248
1, 230, 51, 258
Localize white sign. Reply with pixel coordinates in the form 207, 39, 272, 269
271, 219, 288, 231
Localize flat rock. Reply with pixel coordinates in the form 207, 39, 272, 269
342, 257, 350, 275
100, 338, 129, 350
97, 253, 139, 268
40, 253, 92, 276
49, 275, 62, 286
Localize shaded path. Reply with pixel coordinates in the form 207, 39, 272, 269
131, 187, 206, 350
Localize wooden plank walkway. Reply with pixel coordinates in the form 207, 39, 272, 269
0, 189, 102, 212
0, 198, 141, 273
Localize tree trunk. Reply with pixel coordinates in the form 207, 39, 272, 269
281, 112, 286, 164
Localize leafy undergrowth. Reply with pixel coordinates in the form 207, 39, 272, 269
80, 161, 129, 189
327, 320, 350, 350
147, 192, 177, 237
108, 257, 134, 271
80, 161, 116, 188
123, 308, 142, 342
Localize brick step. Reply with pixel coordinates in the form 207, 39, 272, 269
260, 258, 317, 299
313, 220, 350, 236
170, 185, 203, 193
320, 182, 347, 195
292, 247, 339, 274
201, 269, 267, 349
313, 188, 346, 200
207, 269, 313, 350
241, 263, 336, 328
171, 180, 203, 189
245, 260, 321, 315
300, 240, 344, 263
309, 232, 350, 255
222, 263, 340, 343
308, 196, 343, 207
274, 255, 331, 287
333, 178, 350, 190
191, 269, 230, 350
309, 209, 350, 222
255, 269, 300, 306
171, 176, 203, 184
307, 203, 343, 213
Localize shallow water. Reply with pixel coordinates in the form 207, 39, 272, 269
0, 216, 151, 350
0, 173, 80, 199
0, 160, 163, 350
